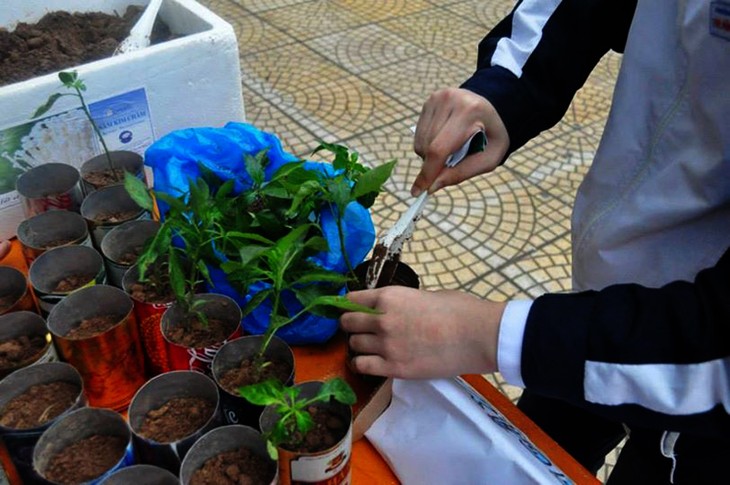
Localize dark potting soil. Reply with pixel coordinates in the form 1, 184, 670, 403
219, 357, 291, 394
0, 381, 79, 429
129, 272, 175, 304
138, 397, 215, 443
0, 7, 176, 87
93, 209, 140, 224
84, 169, 127, 190
0, 335, 45, 368
44, 434, 127, 485
190, 447, 275, 485
283, 405, 348, 453
117, 245, 144, 265
167, 317, 231, 348
53, 274, 94, 293
65, 314, 120, 340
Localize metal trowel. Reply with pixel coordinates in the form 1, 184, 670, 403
365, 129, 486, 288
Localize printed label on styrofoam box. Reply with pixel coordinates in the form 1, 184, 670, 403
0, 87, 154, 239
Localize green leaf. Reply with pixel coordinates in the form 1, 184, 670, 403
244, 150, 268, 187
266, 441, 278, 460
239, 379, 286, 406
167, 249, 186, 301
294, 410, 314, 436
155, 192, 188, 214
317, 377, 357, 405
287, 180, 322, 217
325, 179, 352, 213
124, 172, 154, 211
303, 295, 380, 316
352, 160, 397, 201
32, 93, 65, 118
293, 271, 351, 285
240, 288, 273, 318
58, 70, 77, 85
269, 160, 305, 183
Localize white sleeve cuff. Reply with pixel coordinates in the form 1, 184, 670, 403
496, 299, 533, 388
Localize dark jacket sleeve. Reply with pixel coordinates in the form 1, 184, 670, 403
521, 246, 730, 438
461, 0, 637, 156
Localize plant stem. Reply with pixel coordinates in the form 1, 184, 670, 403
72, 86, 118, 181
331, 202, 355, 278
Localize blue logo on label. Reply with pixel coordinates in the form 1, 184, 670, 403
119, 130, 133, 144
710, 1, 730, 40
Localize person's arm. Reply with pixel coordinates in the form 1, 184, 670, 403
461, 0, 636, 155
519, 246, 730, 437
342, 246, 730, 435
412, 0, 637, 195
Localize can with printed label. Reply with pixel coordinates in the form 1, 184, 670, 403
260, 381, 353, 485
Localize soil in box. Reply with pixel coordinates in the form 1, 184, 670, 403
0, 7, 175, 87
0, 381, 79, 429
44, 434, 128, 484
65, 315, 120, 340
190, 448, 274, 485
0, 335, 45, 368
138, 397, 215, 443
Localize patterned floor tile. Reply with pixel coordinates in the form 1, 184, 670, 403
241, 92, 319, 157
333, 0, 433, 23
358, 53, 474, 113
379, 7, 489, 61
240, 43, 413, 141
444, 0, 515, 30
305, 24, 428, 75
227, 0, 313, 14
258, 0, 368, 42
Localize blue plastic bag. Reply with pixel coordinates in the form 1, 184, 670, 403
144, 122, 375, 344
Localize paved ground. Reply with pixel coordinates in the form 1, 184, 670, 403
199, 0, 623, 480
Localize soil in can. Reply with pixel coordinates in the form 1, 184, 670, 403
190, 448, 273, 485
219, 357, 291, 394
0, 381, 80, 429
65, 315, 120, 340
93, 210, 141, 224
0, 335, 45, 369
53, 274, 94, 293
44, 434, 127, 484
167, 316, 231, 348
138, 397, 214, 443
283, 405, 348, 453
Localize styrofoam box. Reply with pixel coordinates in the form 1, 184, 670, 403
0, 0, 245, 239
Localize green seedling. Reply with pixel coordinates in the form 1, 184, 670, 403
33, 70, 118, 181
125, 171, 226, 320
239, 377, 356, 459
308, 142, 396, 277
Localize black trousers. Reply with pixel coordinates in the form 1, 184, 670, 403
517, 390, 729, 484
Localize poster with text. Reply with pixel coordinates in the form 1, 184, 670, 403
0, 87, 154, 239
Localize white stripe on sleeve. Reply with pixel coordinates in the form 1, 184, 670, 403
492, 0, 562, 78
496, 299, 533, 388
584, 357, 730, 415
